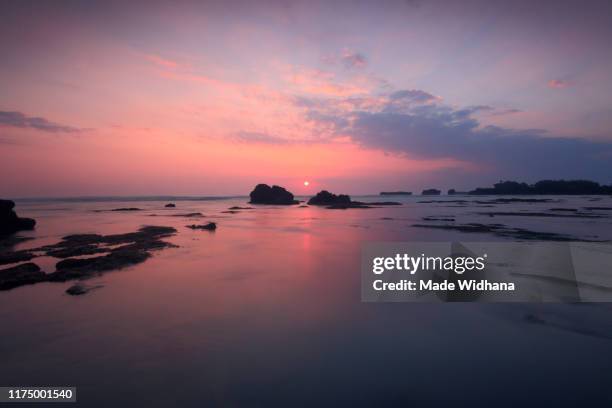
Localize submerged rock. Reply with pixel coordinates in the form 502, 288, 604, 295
229, 206, 253, 210
110, 207, 142, 212
65, 283, 103, 296
249, 184, 299, 205
165, 203, 176, 208
0, 199, 36, 236
186, 222, 217, 231
0, 262, 46, 290
421, 189, 441, 195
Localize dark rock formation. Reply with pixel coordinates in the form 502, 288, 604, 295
66, 283, 103, 296
110, 207, 142, 211
249, 184, 298, 205
1, 226, 177, 291
165, 203, 176, 208
0, 262, 46, 290
421, 189, 441, 196
448, 189, 468, 195
363, 201, 402, 206
186, 222, 217, 230
307, 190, 351, 206
170, 212, 204, 217
380, 191, 412, 196
229, 206, 253, 210
0, 199, 36, 236
469, 180, 612, 195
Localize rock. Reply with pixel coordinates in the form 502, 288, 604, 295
380, 191, 412, 196
307, 190, 352, 206
228, 206, 253, 210
362, 201, 402, 206
421, 189, 441, 196
186, 222, 217, 230
221, 210, 239, 214
65, 283, 103, 296
249, 184, 298, 205
165, 203, 176, 208
170, 212, 204, 217
0, 199, 36, 236
52, 248, 152, 280
448, 189, 468, 195
110, 207, 142, 211
0, 262, 46, 290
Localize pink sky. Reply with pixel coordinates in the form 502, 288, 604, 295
1, 1, 612, 197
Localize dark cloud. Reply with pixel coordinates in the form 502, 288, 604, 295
389, 89, 438, 103
297, 89, 612, 183
0, 111, 81, 133
341, 51, 367, 69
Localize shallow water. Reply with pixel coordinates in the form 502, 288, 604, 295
1, 195, 612, 406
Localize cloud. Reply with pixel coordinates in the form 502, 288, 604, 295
341, 50, 367, 69
389, 89, 439, 103
144, 53, 180, 69
234, 131, 290, 144
296, 89, 612, 182
548, 79, 571, 89
0, 111, 81, 133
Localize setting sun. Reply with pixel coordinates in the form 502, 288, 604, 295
304, 181, 310, 186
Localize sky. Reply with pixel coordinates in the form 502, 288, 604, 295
1, 0, 612, 197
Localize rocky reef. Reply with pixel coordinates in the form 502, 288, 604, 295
0, 199, 36, 236
249, 184, 299, 205
0, 225, 178, 291
380, 191, 412, 196
421, 189, 441, 196
307, 190, 352, 206
468, 180, 612, 195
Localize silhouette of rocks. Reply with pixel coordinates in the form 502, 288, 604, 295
421, 189, 441, 195
170, 212, 204, 218
110, 207, 142, 211
363, 201, 402, 206
469, 180, 612, 195
380, 191, 412, 196
448, 189, 468, 195
0, 199, 36, 236
66, 283, 103, 296
249, 184, 298, 205
229, 206, 253, 210
0, 262, 45, 290
307, 190, 352, 206
186, 222, 217, 230
165, 203, 176, 208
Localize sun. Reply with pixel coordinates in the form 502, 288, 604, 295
304, 181, 310, 186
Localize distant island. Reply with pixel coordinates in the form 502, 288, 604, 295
422, 189, 441, 196
466, 180, 612, 195
380, 191, 412, 196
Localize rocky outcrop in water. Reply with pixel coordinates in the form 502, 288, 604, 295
380, 191, 412, 196
186, 222, 217, 230
0, 226, 178, 291
0, 199, 36, 236
468, 180, 612, 195
249, 184, 298, 205
0, 262, 46, 290
421, 189, 441, 196
307, 191, 352, 206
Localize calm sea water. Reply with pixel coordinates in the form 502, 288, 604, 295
1, 195, 612, 406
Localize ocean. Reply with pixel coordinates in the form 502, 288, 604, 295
1, 195, 612, 406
